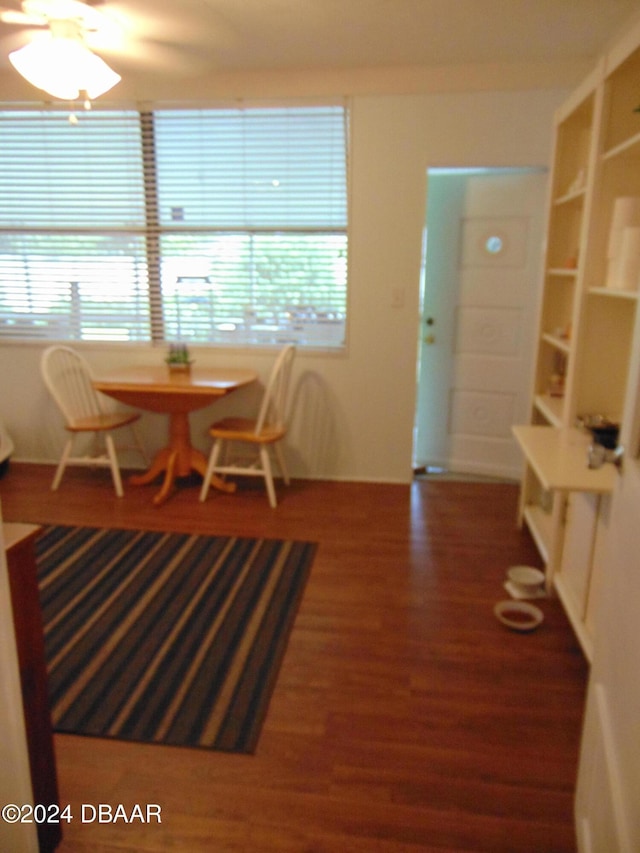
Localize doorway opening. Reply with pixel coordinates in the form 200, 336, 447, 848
413, 166, 548, 481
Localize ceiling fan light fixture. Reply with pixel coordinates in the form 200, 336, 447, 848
9, 33, 121, 101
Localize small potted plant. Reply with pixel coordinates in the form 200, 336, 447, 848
165, 343, 193, 372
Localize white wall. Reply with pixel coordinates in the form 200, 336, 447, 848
0, 86, 568, 483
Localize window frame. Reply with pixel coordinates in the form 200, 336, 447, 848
0, 101, 350, 352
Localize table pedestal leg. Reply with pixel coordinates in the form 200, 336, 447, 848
129, 448, 172, 487
129, 411, 236, 506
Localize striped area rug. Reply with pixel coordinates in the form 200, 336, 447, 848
35, 525, 316, 754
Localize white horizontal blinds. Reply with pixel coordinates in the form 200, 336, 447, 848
0, 104, 348, 348
154, 107, 346, 227
0, 111, 145, 226
153, 107, 347, 347
0, 109, 151, 341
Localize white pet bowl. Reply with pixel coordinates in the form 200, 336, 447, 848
494, 600, 544, 632
507, 565, 545, 594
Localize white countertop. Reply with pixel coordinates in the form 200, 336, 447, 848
512, 425, 617, 493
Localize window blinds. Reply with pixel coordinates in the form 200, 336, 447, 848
0, 104, 348, 347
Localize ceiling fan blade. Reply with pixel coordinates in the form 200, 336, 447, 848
94, 36, 212, 75
100, 0, 239, 54
22, 0, 101, 24
0, 9, 47, 25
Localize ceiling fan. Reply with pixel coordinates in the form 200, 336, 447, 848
0, 0, 215, 98
0, 0, 124, 99
0, 1, 122, 53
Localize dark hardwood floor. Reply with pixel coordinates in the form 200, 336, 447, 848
0, 463, 588, 852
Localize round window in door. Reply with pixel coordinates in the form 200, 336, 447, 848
484, 234, 506, 255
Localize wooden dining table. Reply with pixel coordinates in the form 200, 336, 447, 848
93, 364, 257, 506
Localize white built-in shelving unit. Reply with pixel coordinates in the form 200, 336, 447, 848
514, 26, 640, 661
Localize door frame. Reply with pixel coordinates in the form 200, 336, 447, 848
413, 166, 547, 478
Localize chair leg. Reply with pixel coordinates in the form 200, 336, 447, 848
260, 445, 277, 508
273, 441, 290, 485
199, 439, 223, 502
105, 434, 124, 497
51, 437, 74, 491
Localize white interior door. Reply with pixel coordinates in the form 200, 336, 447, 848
575, 310, 640, 852
414, 169, 547, 478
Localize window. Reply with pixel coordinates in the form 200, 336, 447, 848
0, 104, 348, 348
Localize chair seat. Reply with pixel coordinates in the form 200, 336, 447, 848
200, 344, 296, 508
210, 417, 286, 444
41, 344, 148, 497
67, 411, 141, 433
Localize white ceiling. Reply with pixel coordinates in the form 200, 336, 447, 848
1, 0, 639, 74
0, 0, 638, 97
164, 0, 640, 72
